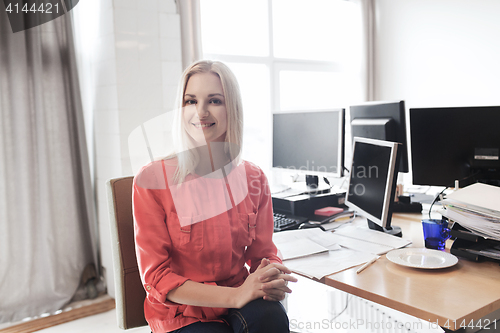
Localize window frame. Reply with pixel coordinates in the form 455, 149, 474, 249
200, 0, 367, 172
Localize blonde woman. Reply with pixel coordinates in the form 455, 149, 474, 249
133, 60, 296, 333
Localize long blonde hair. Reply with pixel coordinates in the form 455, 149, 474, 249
170, 60, 243, 183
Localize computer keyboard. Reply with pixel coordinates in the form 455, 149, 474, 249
273, 212, 308, 232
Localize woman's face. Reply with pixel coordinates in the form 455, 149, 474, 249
183, 72, 228, 145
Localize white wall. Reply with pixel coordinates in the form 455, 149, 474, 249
374, 0, 500, 108
373, 0, 500, 185
73, 0, 183, 298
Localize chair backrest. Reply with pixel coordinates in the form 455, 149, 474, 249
106, 176, 148, 329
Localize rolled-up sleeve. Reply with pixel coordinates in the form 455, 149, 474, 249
133, 170, 188, 305
244, 165, 282, 272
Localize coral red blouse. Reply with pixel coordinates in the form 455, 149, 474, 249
132, 158, 281, 333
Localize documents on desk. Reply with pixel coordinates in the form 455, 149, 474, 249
440, 183, 500, 261
441, 183, 500, 241
272, 228, 341, 260
273, 227, 379, 279
443, 207, 500, 241
272, 219, 412, 279
442, 183, 500, 218
282, 249, 377, 280
332, 224, 412, 255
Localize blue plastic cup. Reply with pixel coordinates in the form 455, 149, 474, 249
422, 219, 451, 250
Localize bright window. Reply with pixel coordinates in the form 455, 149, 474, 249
272, 0, 359, 62
200, 0, 269, 57
200, 0, 364, 174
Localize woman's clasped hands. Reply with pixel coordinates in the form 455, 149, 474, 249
235, 258, 298, 308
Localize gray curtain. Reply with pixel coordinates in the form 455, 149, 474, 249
0, 10, 98, 324
178, 0, 202, 70
361, 0, 375, 101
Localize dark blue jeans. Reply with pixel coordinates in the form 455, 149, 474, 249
169, 298, 289, 333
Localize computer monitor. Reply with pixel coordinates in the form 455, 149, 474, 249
345, 137, 402, 237
349, 101, 409, 173
272, 109, 345, 188
410, 106, 500, 187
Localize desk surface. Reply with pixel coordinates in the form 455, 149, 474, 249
322, 213, 500, 331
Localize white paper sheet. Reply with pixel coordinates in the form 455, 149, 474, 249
284, 249, 378, 280
325, 232, 394, 255
275, 237, 329, 260
334, 225, 412, 249
273, 228, 340, 252
443, 183, 500, 218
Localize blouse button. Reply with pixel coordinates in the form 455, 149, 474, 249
146, 285, 151, 291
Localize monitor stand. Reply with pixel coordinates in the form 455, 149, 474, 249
367, 220, 402, 237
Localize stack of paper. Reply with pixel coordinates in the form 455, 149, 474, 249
272, 228, 377, 279
272, 223, 412, 279
331, 225, 412, 255
282, 249, 377, 280
441, 183, 500, 241
272, 228, 341, 260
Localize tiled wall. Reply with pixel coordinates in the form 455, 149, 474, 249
74, 0, 183, 298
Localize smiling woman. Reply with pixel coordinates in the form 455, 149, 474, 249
182, 72, 228, 145
171, 60, 244, 184
132, 60, 297, 333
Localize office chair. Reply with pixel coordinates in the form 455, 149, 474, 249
107, 176, 148, 329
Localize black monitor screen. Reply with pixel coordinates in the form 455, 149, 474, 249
273, 109, 344, 177
350, 101, 408, 173
348, 141, 392, 220
410, 106, 500, 187
345, 137, 400, 234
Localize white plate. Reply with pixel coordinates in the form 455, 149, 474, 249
386, 248, 458, 269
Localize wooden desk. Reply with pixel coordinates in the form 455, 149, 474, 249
322, 213, 500, 332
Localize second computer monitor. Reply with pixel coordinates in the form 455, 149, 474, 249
350, 101, 409, 173
345, 137, 402, 237
273, 109, 345, 178
410, 105, 500, 187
